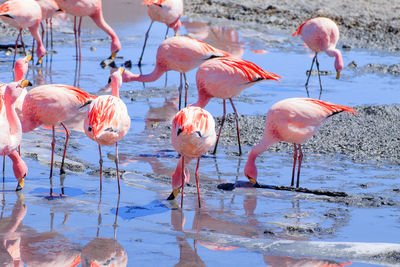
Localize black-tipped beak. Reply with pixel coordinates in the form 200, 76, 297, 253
107, 76, 111, 84
28, 81, 32, 86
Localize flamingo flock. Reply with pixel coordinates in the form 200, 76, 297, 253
0, 0, 356, 210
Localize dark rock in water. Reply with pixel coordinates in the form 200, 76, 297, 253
100, 58, 117, 69
124, 60, 132, 69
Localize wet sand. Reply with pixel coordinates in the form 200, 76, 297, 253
184, 0, 400, 52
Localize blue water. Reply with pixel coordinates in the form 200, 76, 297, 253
0, 1, 399, 266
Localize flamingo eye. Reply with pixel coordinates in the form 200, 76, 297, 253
88, 126, 92, 132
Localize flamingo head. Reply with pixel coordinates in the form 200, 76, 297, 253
8, 151, 28, 191
171, 18, 182, 35
14, 55, 31, 81
4, 80, 31, 104
335, 53, 344, 79
244, 158, 258, 185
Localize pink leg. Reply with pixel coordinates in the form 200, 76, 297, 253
50, 18, 54, 50
49, 126, 56, 196
13, 30, 21, 68
98, 144, 103, 192
304, 52, 317, 98
74, 16, 78, 61
296, 144, 303, 188
59, 122, 70, 175
291, 143, 298, 187
213, 99, 226, 154
78, 17, 82, 62
19, 30, 26, 55
183, 73, 189, 108
45, 19, 49, 49
115, 142, 121, 194
181, 156, 185, 209
229, 98, 242, 155
195, 157, 201, 209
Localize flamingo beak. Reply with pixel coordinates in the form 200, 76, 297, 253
336, 71, 341, 79
37, 57, 43, 65
118, 67, 125, 74
110, 52, 117, 60
167, 188, 180, 200
16, 177, 25, 191
20, 80, 32, 88
174, 31, 178, 37
25, 55, 32, 63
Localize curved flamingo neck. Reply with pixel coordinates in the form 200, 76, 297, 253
89, 9, 121, 53
111, 78, 121, 98
249, 133, 279, 163
325, 48, 343, 72
122, 64, 166, 83
8, 150, 27, 182
14, 65, 27, 82
191, 86, 212, 108
172, 156, 192, 189
4, 96, 21, 136
28, 23, 46, 59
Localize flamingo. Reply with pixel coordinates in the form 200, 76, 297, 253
0, 0, 46, 65
1, 55, 31, 175
84, 68, 131, 194
138, 0, 184, 66
54, 0, 121, 61
244, 97, 357, 188
21, 83, 96, 193
0, 80, 31, 191
35, 0, 62, 50
122, 36, 231, 110
193, 56, 281, 155
293, 17, 343, 99
168, 106, 216, 208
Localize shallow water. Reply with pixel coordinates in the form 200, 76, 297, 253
0, 1, 399, 266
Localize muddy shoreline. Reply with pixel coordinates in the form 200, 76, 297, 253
184, 0, 400, 52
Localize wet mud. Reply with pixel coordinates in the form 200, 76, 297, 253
184, 0, 400, 52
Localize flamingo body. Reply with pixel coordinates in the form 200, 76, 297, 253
195, 57, 281, 106
36, 0, 60, 20
244, 97, 357, 187
0, 0, 46, 60
169, 106, 216, 207
21, 84, 94, 133
143, 0, 183, 31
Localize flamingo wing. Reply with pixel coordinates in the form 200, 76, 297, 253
173, 106, 211, 136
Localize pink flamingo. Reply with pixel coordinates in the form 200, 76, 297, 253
168, 106, 216, 208
244, 97, 357, 188
21, 83, 96, 193
122, 36, 231, 110
0, 80, 31, 190
0, 0, 46, 65
293, 17, 343, 99
1, 55, 31, 175
55, 0, 121, 61
193, 56, 281, 155
138, 0, 184, 66
35, 0, 62, 50
84, 68, 131, 194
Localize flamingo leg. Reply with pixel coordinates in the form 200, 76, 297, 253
19, 30, 26, 55
296, 144, 303, 188
315, 55, 323, 100
164, 25, 170, 39
181, 156, 185, 209
183, 73, 189, 108
115, 142, 121, 194
213, 99, 226, 154
78, 16, 82, 62
195, 157, 201, 209
229, 98, 242, 155
98, 144, 103, 192
49, 126, 56, 196
290, 143, 298, 187
45, 19, 49, 49
2, 156, 5, 182
60, 172, 65, 195
59, 122, 70, 175
50, 18, 54, 51
138, 20, 154, 67
74, 16, 78, 61
31, 37, 35, 64
304, 53, 317, 98
178, 73, 183, 110
13, 30, 21, 68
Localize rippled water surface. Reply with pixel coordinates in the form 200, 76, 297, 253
0, 1, 399, 266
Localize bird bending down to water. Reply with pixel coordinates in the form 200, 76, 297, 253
168, 106, 216, 208
21, 83, 96, 193
84, 68, 131, 194
0, 80, 31, 190
138, 0, 183, 66
55, 0, 121, 61
0, 0, 46, 65
293, 17, 343, 99
35, 0, 62, 50
121, 36, 231, 110
244, 97, 357, 188
193, 57, 281, 155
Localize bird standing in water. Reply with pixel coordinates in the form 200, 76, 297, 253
122, 36, 231, 110
244, 97, 357, 188
293, 17, 343, 99
168, 106, 216, 208
0, 0, 46, 65
0, 80, 31, 190
138, 0, 183, 66
55, 0, 121, 62
193, 57, 281, 155
84, 68, 131, 194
